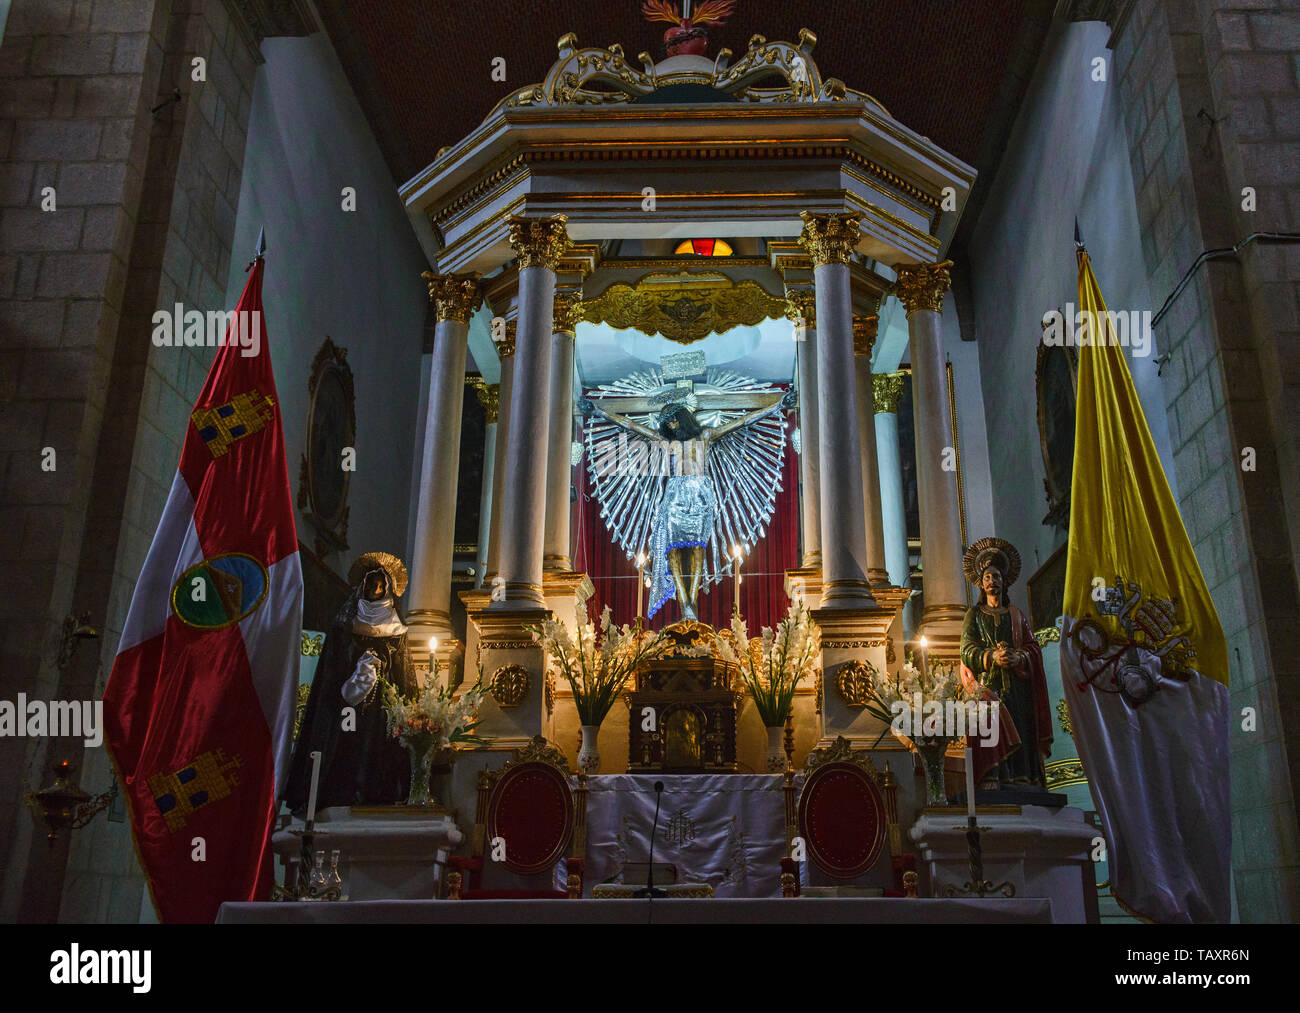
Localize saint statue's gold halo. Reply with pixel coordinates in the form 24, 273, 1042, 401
962, 536, 1021, 589
349, 551, 409, 597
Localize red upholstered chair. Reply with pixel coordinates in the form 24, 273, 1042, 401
445, 736, 587, 899
780, 736, 918, 898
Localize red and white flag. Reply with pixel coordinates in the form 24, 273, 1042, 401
104, 255, 301, 922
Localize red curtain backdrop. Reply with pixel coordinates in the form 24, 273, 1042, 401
572, 433, 800, 636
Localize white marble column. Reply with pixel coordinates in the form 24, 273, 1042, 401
470, 381, 499, 586
853, 315, 890, 586
494, 215, 571, 608
873, 372, 910, 589
407, 272, 482, 661
485, 330, 514, 582
787, 290, 821, 569
543, 295, 580, 573
800, 212, 874, 609
895, 261, 965, 656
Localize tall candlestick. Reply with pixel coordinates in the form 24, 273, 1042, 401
732, 545, 742, 616
964, 746, 976, 818
918, 635, 928, 678
306, 750, 322, 826
636, 551, 645, 620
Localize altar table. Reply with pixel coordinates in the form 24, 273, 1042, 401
582, 774, 787, 898
217, 897, 1053, 924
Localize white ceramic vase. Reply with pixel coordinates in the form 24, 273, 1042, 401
578, 724, 601, 773
766, 726, 787, 772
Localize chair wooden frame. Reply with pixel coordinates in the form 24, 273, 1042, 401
445, 735, 588, 899
781, 736, 917, 897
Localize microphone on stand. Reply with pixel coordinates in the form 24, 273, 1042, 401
634, 780, 667, 898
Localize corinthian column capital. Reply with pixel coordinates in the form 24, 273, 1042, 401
467, 377, 501, 423
873, 371, 906, 414
507, 214, 572, 271
785, 289, 816, 329
423, 271, 483, 323
798, 211, 862, 267
552, 293, 584, 335
852, 315, 878, 357
894, 260, 953, 316
495, 320, 516, 360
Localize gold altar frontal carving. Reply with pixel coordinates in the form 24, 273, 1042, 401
626, 621, 741, 774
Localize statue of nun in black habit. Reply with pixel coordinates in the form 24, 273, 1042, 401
284, 551, 421, 812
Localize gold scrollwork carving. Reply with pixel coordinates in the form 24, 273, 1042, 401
894, 260, 953, 316
506, 214, 571, 271
490, 664, 531, 708
798, 211, 862, 267
301, 632, 323, 656
784, 290, 816, 330
422, 271, 483, 323
834, 659, 879, 708
1056, 698, 1073, 737
582, 272, 787, 344
821, 638, 887, 649
1044, 757, 1087, 790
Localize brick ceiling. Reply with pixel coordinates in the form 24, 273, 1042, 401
319, 0, 1053, 197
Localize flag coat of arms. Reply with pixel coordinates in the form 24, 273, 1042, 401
1061, 247, 1230, 923
104, 257, 301, 923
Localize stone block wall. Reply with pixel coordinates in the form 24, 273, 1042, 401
1110, 0, 1299, 920
0, 0, 260, 922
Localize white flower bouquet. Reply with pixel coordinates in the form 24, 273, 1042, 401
713, 600, 821, 726
381, 661, 489, 754
527, 607, 672, 726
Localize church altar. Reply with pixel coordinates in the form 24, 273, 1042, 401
272, 806, 462, 902
583, 774, 786, 897
909, 805, 1100, 923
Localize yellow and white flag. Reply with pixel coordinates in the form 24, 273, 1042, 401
1061, 247, 1230, 923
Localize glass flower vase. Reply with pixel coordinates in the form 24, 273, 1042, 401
915, 739, 950, 806
404, 734, 438, 806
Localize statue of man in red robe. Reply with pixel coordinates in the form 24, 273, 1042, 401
959, 537, 1054, 788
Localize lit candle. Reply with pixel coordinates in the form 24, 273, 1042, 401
731, 545, 742, 617
306, 750, 322, 826
964, 746, 976, 818
636, 551, 646, 620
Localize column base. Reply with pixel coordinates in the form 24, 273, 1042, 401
868, 568, 892, 586
489, 580, 548, 609
405, 608, 453, 668
801, 550, 822, 569
918, 603, 966, 662
784, 566, 823, 610
819, 577, 878, 609
542, 570, 594, 627
542, 554, 574, 573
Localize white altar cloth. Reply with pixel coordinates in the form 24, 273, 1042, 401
583, 774, 786, 898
